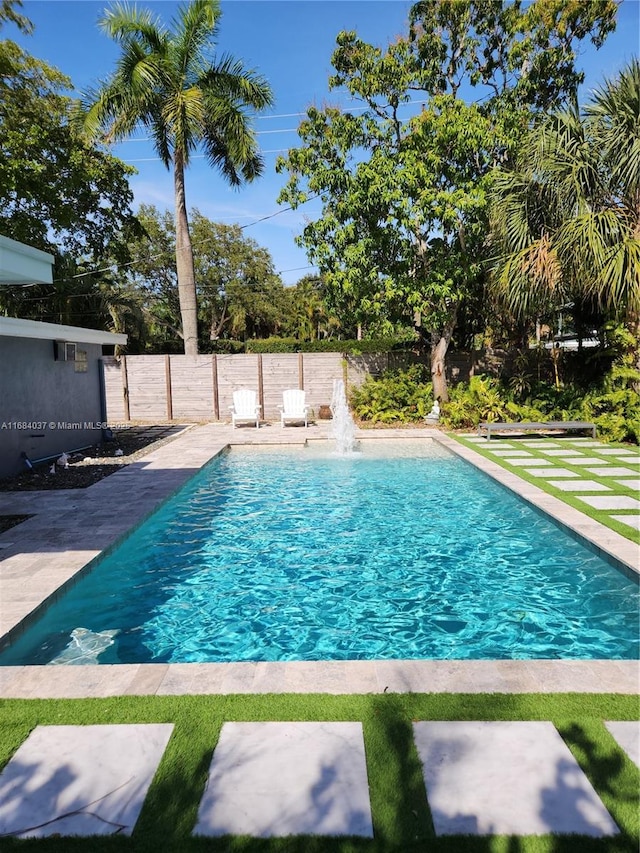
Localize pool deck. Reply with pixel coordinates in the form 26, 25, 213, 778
0, 423, 637, 698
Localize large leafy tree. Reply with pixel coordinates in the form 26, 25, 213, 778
0, 41, 138, 258
125, 204, 287, 350
188, 213, 285, 342
0, 9, 141, 328
282, 274, 343, 341
490, 59, 640, 358
83, 0, 273, 356
277, 0, 616, 400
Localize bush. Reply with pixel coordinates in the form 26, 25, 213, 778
350, 365, 433, 423
439, 373, 640, 444
441, 375, 512, 428
245, 337, 416, 354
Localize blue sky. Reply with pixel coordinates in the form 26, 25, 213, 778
7, 0, 640, 285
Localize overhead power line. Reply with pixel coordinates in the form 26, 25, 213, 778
49, 195, 320, 283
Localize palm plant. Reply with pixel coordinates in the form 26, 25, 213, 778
82, 0, 273, 355
490, 59, 640, 335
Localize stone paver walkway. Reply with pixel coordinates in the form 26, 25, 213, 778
0, 719, 635, 840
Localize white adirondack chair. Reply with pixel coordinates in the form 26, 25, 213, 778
230, 389, 261, 428
278, 388, 309, 427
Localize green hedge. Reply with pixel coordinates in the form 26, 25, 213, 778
245, 337, 415, 354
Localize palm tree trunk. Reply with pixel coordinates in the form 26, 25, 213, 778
173, 155, 199, 356
627, 310, 640, 393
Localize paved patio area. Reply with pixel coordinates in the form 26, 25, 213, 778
0, 422, 637, 698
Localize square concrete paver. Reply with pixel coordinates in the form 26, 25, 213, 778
413, 721, 618, 837
578, 495, 640, 510
610, 515, 640, 531
547, 480, 611, 492
0, 724, 173, 838
485, 449, 532, 456
520, 442, 561, 448
605, 722, 640, 768
594, 449, 638, 456
507, 458, 559, 466
558, 457, 604, 466
194, 722, 373, 838
540, 448, 584, 456
585, 467, 637, 477
525, 468, 579, 478
614, 479, 640, 490
563, 438, 602, 452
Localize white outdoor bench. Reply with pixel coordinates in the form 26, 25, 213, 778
478, 420, 597, 440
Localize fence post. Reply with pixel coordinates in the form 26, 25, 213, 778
212, 354, 219, 420
257, 354, 264, 417
165, 354, 173, 420
121, 355, 130, 421
298, 352, 304, 389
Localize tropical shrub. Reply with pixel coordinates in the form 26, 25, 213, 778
350, 365, 433, 423
441, 375, 512, 428
439, 372, 640, 444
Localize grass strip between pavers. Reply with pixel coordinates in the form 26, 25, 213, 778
0, 693, 638, 852
450, 434, 640, 546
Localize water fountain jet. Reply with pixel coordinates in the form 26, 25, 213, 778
330, 378, 359, 454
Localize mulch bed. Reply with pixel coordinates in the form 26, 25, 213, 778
0, 425, 191, 493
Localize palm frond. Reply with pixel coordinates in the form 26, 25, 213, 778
202, 55, 274, 111
100, 2, 167, 53
171, 0, 220, 75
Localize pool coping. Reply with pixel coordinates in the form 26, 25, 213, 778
0, 423, 637, 698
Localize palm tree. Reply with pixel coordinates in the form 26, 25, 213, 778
82, 0, 273, 355
490, 59, 640, 332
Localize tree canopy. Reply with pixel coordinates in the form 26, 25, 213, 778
0, 8, 141, 329
277, 0, 617, 399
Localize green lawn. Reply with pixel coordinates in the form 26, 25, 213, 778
0, 692, 638, 852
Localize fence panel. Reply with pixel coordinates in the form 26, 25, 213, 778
125, 355, 167, 420
261, 354, 300, 418
101, 356, 126, 421
216, 354, 260, 423
170, 355, 215, 419
302, 353, 344, 415
346, 353, 391, 388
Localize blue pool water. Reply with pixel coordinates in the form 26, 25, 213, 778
0, 441, 637, 665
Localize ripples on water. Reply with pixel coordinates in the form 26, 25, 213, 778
1, 440, 637, 665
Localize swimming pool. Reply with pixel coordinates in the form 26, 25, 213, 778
0, 440, 637, 665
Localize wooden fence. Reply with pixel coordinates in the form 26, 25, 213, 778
101, 351, 475, 423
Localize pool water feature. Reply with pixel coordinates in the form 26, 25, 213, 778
0, 441, 637, 665
330, 377, 358, 454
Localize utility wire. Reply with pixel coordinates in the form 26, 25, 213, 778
46, 194, 320, 283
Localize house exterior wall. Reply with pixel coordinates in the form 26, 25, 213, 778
0, 336, 106, 478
